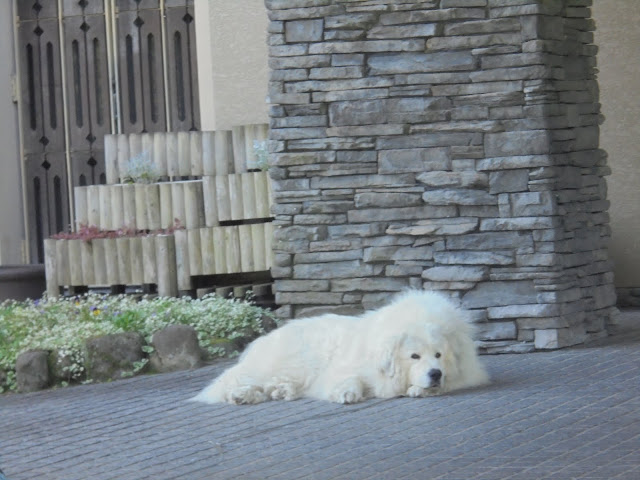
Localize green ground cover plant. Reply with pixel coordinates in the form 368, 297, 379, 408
0, 293, 276, 393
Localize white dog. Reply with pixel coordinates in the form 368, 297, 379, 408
192, 290, 489, 405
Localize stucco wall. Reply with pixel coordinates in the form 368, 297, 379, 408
593, 0, 640, 290
195, 0, 269, 131
0, 2, 25, 264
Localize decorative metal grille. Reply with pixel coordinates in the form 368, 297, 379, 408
16, 0, 199, 263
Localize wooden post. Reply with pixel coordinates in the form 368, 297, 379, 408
142, 235, 157, 284
141, 132, 154, 168
174, 229, 192, 291
135, 184, 148, 230
215, 130, 234, 174
254, 171, 271, 218
104, 134, 118, 184
190, 131, 203, 176
166, 132, 178, 178
215, 175, 231, 222
228, 174, 243, 221
122, 184, 136, 229
92, 239, 107, 286
116, 134, 129, 183
44, 239, 59, 297
225, 226, 241, 273
241, 173, 257, 220
201, 131, 215, 175
110, 185, 124, 231
153, 132, 168, 178
238, 224, 254, 272
184, 180, 205, 229
212, 226, 227, 274
159, 183, 174, 229
232, 125, 247, 173
80, 240, 95, 285
200, 227, 215, 275
155, 235, 178, 297
145, 184, 161, 231
171, 182, 186, 228
68, 240, 83, 286
99, 186, 110, 231
56, 239, 70, 288
177, 131, 191, 176
74, 186, 88, 230
187, 228, 202, 276
116, 237, 131, 285
202, 176, 219, 227
87, 185, 101, 227
104, 238, 118, 286
251, 223, 266, 271
129, 237, 144, 285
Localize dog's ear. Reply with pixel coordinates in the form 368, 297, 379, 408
378, 335, 403, 378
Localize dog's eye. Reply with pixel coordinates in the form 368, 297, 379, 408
411, 353, 421, 360
435, 352, 441, 359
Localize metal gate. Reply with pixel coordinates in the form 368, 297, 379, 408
16, 0, 200, 263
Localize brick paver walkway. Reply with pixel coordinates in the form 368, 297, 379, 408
1, 312, 639, 480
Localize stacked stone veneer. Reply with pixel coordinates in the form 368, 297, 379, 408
265, 0, 617, 352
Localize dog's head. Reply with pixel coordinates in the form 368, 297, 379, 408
378, 331, 455, 393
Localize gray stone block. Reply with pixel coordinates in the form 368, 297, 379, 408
386, 218, 478, 236
485, 130, 551, 156
16, 350, 50, 393
462, 280, 537, 309
285, 19, 324, 42
150, 325, 202, 373
422, 189, 497, 206
434, 250, 514, 265
417, 171, 488, 189
368, 51, 476, 75
476, 321, 517, 340
489, 170, 529, 194
422, 266, 488, 282
379, 148, 450, 173
534, 326, 586, 349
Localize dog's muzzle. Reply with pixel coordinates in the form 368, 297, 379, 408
428, 368, 442, 388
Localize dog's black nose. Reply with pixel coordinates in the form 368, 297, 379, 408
429, 369, 442, 382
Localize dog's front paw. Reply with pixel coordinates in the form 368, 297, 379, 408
228, 386, 268, 404
331, 378, 364, 404
406, 385, 427, 398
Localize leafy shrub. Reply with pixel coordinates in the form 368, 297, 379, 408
0, 293, 276, 393
121, 150, 160, 184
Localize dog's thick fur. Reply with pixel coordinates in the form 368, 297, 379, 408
192, 290, 489, 405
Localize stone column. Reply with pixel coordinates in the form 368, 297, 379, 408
266, 0, 617, 351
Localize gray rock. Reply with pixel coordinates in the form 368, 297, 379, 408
48, 350, 76, 383
149, 325, 202, 373
16, 350, 50, 393
85, 332, 146, 382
